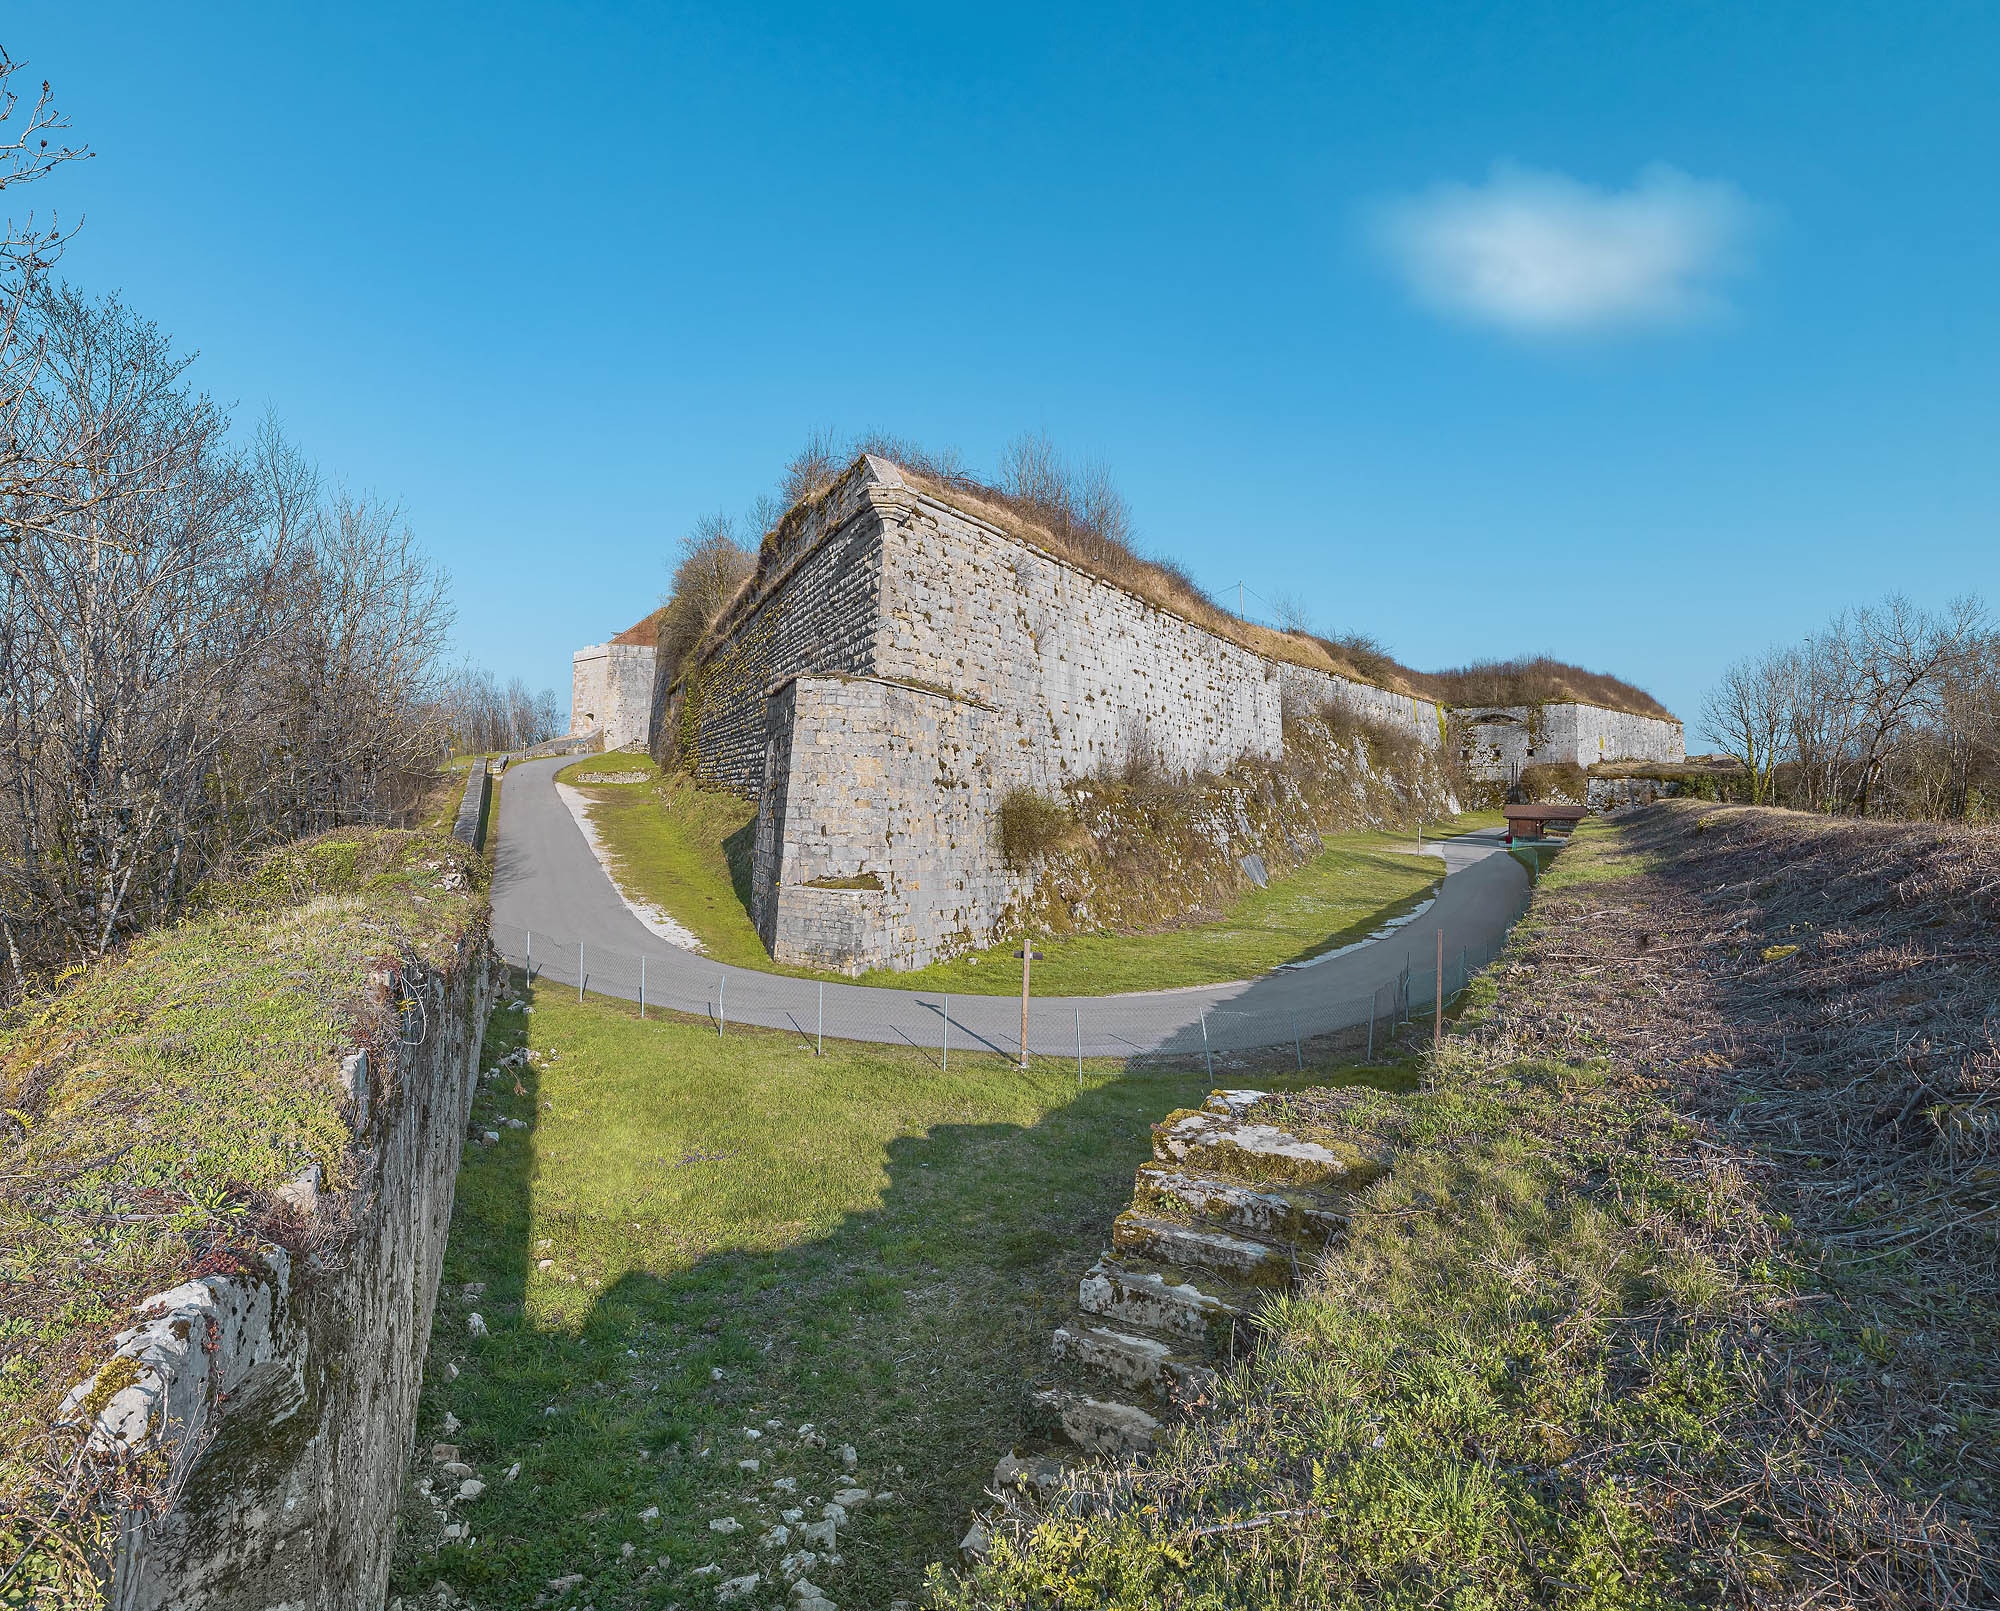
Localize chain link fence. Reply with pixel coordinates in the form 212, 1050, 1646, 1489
488, 920, 1502, 1076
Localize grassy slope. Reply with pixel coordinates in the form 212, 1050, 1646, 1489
941, 811, 1996, 1610
392, 977, 1407, 1607
0, 830, 487, 1603
557, 759, 1448, 994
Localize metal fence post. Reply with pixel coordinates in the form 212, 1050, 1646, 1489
1292, 1013, 1302, 1072
718, 974, 725, 1038
639, 954, 646, 1020
525, 928, 532, 980
1200, 1010, 1212, 1080
1075, 1009, 1082, 1088
817, 982, 824, 1056
578, 941, 585, 1003
942, 995, 949, 1072
1366, 987, 1375, 1061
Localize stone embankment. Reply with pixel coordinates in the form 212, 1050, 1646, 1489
968, 1089, 1386, 1548
34, 836, 492, 1610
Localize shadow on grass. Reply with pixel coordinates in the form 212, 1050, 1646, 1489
390, 973, 1417, 1609
722, 817, 756, 927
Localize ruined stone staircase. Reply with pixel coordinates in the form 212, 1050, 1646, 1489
971, 1089, 1386, 1544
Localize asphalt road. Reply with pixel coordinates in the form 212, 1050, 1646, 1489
489, 755, 1533, 1059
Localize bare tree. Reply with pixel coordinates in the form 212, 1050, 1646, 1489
0, 48, 90, 539
0, 287, 260, 985
1700, 595, 1999, 822
1701, 647, 1790, 803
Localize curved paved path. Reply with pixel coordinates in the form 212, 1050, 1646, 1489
490, 756, 1532, 1058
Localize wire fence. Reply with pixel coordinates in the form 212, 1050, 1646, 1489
487, 920, 1505, 1077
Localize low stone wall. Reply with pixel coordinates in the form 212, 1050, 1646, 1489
450, 762, 489, 849
66, 943, 491, 1608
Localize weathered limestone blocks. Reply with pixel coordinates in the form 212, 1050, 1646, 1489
64, 952, 491, 1609
1456, 701, 1684, 784
571, 634, 657, 750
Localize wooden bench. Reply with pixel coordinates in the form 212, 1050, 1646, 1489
1503, 802, 1586, 842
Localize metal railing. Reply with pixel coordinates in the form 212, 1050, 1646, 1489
486, 919, 1502, 1073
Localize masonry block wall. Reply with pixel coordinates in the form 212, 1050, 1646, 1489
643, 455, 1676, 972
752, 675, 1010, 971
1456, 703, 1685, 784
78, 944, 490, 1610
571, 642, 656, 750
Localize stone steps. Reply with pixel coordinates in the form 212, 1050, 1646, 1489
1077, 1256, 1248, 1351
971, 1088, 1388, 1560
1050, 1320, 1217, 1402
1110, 1211, 1295, 1286
1152, 1107, 1385, 1192
1131, 1162, 1349, 1246
1031, 1389, 1160, 1460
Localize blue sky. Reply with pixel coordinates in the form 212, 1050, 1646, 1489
17, 4, 1998, 731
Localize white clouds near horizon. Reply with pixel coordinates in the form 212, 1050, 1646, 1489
1372, 162, 1760, 334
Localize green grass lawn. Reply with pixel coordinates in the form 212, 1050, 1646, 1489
391, 975, 1412, 1607
560, 759, 1453, 995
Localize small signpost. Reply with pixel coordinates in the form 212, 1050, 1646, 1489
1014, 942, 1044, 1069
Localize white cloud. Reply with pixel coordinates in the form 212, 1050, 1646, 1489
1372, 162, 1758, 333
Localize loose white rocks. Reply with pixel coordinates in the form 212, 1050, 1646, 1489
717, 1573, 761, 1603
837, 1443, 857, 1470
738, 1458, 760, 1473
772, 1476, 797, 1493
759, 1525, 790, 1548
709, 1517, 742, 1534
830, 1487, 869, 1508
638, 1505, 659, 1522
466, 1313, 487, 1339
456, 1479, 485, 1500
504, 1463, 521, 1481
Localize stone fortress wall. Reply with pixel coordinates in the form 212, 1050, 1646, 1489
612, 454, 1679, 973
570, 639, 656, 751
1456, 701, 1684, 784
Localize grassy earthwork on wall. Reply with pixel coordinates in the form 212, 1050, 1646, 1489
553, 757, 1455, 994
0, 830, 487, 1604
391, 971, 1417, 1607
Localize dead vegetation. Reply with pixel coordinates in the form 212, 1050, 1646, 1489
1417, 653, 1678, 721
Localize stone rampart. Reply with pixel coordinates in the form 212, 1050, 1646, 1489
1456, 702, 1684, 784
752, 674, 1012, 972
571, 641, 656, 750
67, 944, 491, 1608
635, 455, 1674, 971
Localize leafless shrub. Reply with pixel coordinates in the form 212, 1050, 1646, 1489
995, 789, 1082, 871
1701, 594, 1997, 820
1516, 760, 1586, 802
0, 293, 459, 1001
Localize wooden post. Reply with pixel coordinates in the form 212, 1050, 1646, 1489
1020, 939, 1032, 1070
1434, 928, 1444, 1045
